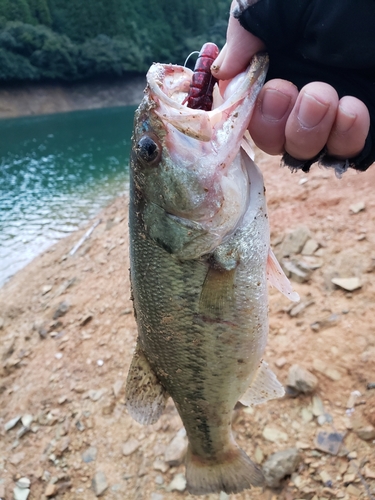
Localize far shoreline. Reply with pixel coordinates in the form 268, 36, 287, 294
0, 74, 146, 119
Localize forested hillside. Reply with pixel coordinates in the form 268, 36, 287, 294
0, 0, 228, 82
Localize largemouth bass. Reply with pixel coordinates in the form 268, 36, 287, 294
126, 52, 299, 495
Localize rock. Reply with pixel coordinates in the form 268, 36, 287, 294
262, 448, 301, 488
53, 301, 70, 320
164, 433, 187, 466
13, 486, 30, 500
282, 259, 311, 283
262, 426, 288, 443
82, 446, 98, 463
92, 471, 108, 497
280, 226, 311, 257
219, 493, 230, 500
45, 483, 58, 497
21, 414, 33, 428
122, 438, 140, 456
16, 478, 30, 489
155, 475, 164, 485
80, 314, 93, 326
331, 277, 362, 292
301, 238, 320, 256
9, 452, 25, 465
87, 389, 106, 401
167, 473, 187, 492
346, 390, 361, 409
355, 425, 375, 441
346, 484, 362, 497
150, 494, 164, 500
5, 415, 21, 431
310, 313, 340, 332
275, 357, 287, 368
287, 364, 318, 394
314, 431, 345, 455
301, 408, 314, 423
319, 470, 333, 486
349, 201, 365, 214
288, 300, 314, 317
112, 380, 123, 398
153, 458, 169, 473
311, 395, 325, 416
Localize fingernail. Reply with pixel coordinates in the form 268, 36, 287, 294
298, 92, 329, 128
261, 88, 292, 121
336, 105, 356, 133
211, 44, 227, 73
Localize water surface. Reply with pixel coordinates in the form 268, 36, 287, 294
0, 106, 136, 287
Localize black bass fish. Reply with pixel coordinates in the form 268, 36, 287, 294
126, 52, 299, 495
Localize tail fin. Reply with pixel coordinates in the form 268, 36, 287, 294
185, 444, 264, 495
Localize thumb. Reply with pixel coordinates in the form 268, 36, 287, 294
212, 3, 265, 80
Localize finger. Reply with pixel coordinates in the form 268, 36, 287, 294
284, 82, 339, 160
211, 1, 265, 80
249, 79, 298, 155
326, 96, 370, 159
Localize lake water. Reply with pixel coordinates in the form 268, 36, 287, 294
0, 106, 137, 287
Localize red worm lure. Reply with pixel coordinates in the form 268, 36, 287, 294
182, 42, 220, 111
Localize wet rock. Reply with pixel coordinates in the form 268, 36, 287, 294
167, 473, 186, 492
287, 364, 318, 394
331, 277, 362, 292
262, 426, 288, 443
92, 471, 108, 497
314, 431, 345, 455
164, 431, 187, 466
122, 437, 140, 456
280, 226, 311, 257
82, 446, 97, 463
53, 301, 70, 320
262, 448, 301, 488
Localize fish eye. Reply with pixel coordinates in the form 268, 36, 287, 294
136, 135, 161, 165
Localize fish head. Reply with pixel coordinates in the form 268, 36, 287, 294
131, 53, 269, 252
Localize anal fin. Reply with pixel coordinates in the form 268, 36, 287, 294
125, 341, 168, 425
240, 360, 285, 406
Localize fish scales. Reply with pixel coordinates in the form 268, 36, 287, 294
126, 52, 299, 495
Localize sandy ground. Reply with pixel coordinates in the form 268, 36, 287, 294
0, 151, 375, 500
0, 76, 145, 119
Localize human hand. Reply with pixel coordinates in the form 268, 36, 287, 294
212, 0, 371, 171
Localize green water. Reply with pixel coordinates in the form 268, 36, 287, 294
0, 105, 136, 287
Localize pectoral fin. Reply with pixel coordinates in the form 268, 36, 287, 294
267, 249, 300, 302
125, 341, 168, 425
199, 266, 236, 318
240, 360, 285, 406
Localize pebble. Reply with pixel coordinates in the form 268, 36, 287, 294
112, 380, 123, 398
310, 314, 340, 332
346, 484, 362, 497
87, 389, 106, 402
287, 364, 318, 394
262, 426, 288, 443
319, 470, 332, 486
13, 486, 30, 500
275, 357, 287, 368
16, 478, 30, 489
355, 424, 375, 441
312, 395, 325, 417
155, 475, 164, 485
346, 390, 361, 409
301, 408, 314, 423
53, 301, 70, 320
280, 226, 311, 257
314, 431, 345, 455
45, 483, 58, 497
21, 414, 33, 428
82, 446, 97, 463
349, 201, 365, 214
301, 238, 320, 256
262, 448, 301, 488
5, 416, 21, 432
92, 471, 108, 497
153, 458, 169, 473
331, 277, 362, 292
122, 437, 140, 456
167, 473, 186, 492
282, 259, 311, 283
150, 494, 164, 500
164, 433, 187, 466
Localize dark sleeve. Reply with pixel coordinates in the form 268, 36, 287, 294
234, 0, 375, 174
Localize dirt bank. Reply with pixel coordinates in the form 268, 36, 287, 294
0, 75, 146, 119
0, 151, 375, 500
